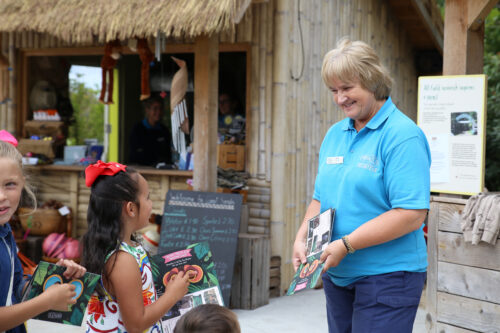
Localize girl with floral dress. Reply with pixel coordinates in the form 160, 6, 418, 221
82, 161, 191, 333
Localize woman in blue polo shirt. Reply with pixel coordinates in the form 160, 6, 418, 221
292, 38, 430, 333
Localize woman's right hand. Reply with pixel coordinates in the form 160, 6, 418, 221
292, 199, 321, 272
42, 283, 77, 311
292, 238, 307, 272
165, 271, 191, 301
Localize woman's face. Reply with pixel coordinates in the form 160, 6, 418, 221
0, 158, 24, 226
327, 78, 384, 131
219, 94, 233, 115
145, 102, 162, 126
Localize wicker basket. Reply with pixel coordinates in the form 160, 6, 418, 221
18, 208, 66, 236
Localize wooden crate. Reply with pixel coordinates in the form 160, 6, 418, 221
230, 233, 270, 309
216, 187, 248, 203
217, 144, 245, 171
24, 120, 65, 138
425, 196, 500, 332
269, 256, 281, 297
17, 138, 55, 158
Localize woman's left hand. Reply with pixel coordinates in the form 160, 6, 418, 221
57, 259, 87, 279
320, 239, 348, 273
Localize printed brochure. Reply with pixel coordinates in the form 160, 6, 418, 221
150, 242, 224, 333
287, 208, 335, 295
22, 261, 100, 326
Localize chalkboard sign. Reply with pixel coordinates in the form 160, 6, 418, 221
158, 190, 243, 306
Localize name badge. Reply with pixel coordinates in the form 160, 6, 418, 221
327, 156, 344, 164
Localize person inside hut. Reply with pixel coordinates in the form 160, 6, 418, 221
218, 92, 245, 144
129, 95, 173, 167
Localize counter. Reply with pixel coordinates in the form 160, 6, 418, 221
25, 164, 192, 237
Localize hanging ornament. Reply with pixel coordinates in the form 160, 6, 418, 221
170, 57, 189, 156
155, 30, 165, 62
137, 38, 154, 101
159, 45, 167, 99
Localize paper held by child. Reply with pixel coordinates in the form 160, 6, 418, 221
22, 261, 100, 326
150, 242, 224, 333
287, 208, 335, 295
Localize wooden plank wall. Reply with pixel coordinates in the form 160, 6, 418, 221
26, 169, 190, 238
426, 196, 500, 332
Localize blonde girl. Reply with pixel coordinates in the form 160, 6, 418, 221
0, 131, 85, 333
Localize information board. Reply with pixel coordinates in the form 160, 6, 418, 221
417, 75, 487, 195
158, 190, 242, 306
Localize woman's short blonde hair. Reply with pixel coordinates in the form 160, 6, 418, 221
321, 38, 393, 100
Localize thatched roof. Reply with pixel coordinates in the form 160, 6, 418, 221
0, 0, 251, 43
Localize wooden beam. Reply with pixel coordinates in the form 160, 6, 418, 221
411, 0, 444, 54
466, 23, 485, 74
468, 0, 498, 31
193, 34, 218, 192
442, 0, 492, 75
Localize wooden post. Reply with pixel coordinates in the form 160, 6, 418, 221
193, 34, 218, 192
69, 172, 79, 237
8, 32, 16, 133
271, 0, 289, 293
426, 198, 439, 333
443, 0, 497, 75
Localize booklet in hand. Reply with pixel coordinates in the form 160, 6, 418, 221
150, 241, 224, 333
22, 261, 100, 326
287, 208, 335, 295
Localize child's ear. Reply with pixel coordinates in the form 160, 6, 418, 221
124, 202, 136, 218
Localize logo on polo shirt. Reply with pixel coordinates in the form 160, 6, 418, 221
357, 155, 379, 172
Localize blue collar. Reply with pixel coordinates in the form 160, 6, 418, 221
0, 223, 12, 238
342, 97, 395, 131
142, 118, 162, 130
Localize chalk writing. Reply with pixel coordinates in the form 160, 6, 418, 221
159, 190, 242, 306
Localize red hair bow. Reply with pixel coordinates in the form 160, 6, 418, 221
0, 130, 18, 147
85, 160, 127, 187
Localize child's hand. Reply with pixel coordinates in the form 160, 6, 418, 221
165, 271, 190, 301
56, 259, 87, 279
42, 283, 77, 311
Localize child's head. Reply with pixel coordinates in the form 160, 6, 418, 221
0, 137, 36, 226
174, 304, 241, 333
81, 161, 151, 275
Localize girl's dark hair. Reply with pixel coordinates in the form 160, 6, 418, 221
173, 304, 240, 333
81, 167, 139, 279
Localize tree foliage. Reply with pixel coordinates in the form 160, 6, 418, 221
69, 74, 104, 145
484, 8, 500, 191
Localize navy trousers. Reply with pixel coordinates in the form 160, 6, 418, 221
322, 271, 426, 333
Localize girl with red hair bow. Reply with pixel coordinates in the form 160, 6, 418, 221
82, 161, 191, 333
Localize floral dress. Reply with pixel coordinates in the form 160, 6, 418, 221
86, 242, 162, 333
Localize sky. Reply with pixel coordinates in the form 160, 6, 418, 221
69, 65, 102, 90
